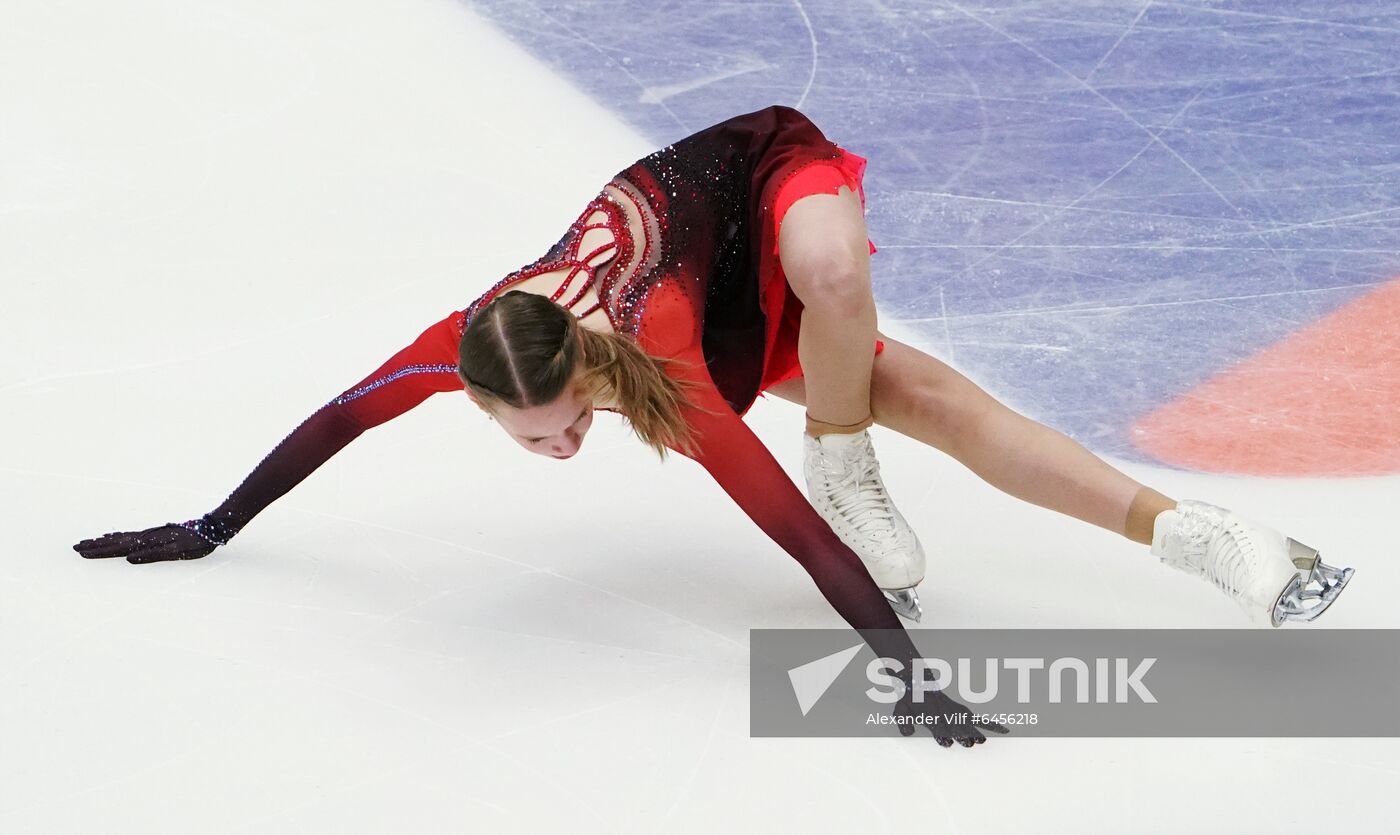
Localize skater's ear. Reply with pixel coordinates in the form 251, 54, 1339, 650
463, 387, 492, 415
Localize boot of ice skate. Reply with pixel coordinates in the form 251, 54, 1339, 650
803, 429, 927, 621
1151, 499, 1354, 627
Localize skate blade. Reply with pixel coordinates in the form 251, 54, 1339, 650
883, 588, 923, 622
1273, 553, 1355, 626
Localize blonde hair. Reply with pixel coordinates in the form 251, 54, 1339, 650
458, 290, 708, 458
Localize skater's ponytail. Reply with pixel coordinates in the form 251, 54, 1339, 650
458, 290, 706, 458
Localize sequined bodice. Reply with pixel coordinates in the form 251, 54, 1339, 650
461, 153, 748, 348
460, 104, 844, 408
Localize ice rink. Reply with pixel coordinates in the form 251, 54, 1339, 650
4, 1, 1398, 832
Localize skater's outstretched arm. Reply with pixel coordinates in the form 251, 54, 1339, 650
73, 310, 468, 563
668, 350, 1004, 745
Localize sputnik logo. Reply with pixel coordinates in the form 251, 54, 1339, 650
787, 644, 864, 716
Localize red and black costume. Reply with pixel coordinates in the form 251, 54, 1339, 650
180, 105, 911, 639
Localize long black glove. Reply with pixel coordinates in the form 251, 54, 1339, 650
73, 518, 230, 564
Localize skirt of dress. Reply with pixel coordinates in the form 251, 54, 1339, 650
755, 146, 886, 401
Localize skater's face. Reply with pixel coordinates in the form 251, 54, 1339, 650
487, 379, 596, 460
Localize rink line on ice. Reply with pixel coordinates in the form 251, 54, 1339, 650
1132, 275, 1400, 476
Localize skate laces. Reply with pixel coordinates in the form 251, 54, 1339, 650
1174, 502, 1256, 599
814, 433, 899, 540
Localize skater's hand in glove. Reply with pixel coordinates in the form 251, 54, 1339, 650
73, 522, 218, 564
894, 687, 1009, 748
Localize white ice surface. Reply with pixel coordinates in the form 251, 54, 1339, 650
3, 1, 1397, 833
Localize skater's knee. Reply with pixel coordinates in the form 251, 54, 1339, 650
783, 246, 872, 320
877, 370, 989, 454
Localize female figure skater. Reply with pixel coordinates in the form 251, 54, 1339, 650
74, 105, 1352, 746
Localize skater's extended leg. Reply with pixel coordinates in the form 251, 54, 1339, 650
767, 336, 1355, 625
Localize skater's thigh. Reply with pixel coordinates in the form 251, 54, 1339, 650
765, 332, 1003, 453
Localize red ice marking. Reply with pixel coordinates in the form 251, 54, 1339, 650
1130, 276, 1400, 476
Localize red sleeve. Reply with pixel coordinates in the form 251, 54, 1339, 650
184, 311, 465, 544
665, 347, 911, 637
332, 310, 466, 431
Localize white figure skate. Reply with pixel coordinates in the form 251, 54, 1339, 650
803, 429, 926, 621
1151, 499, 1354, 627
